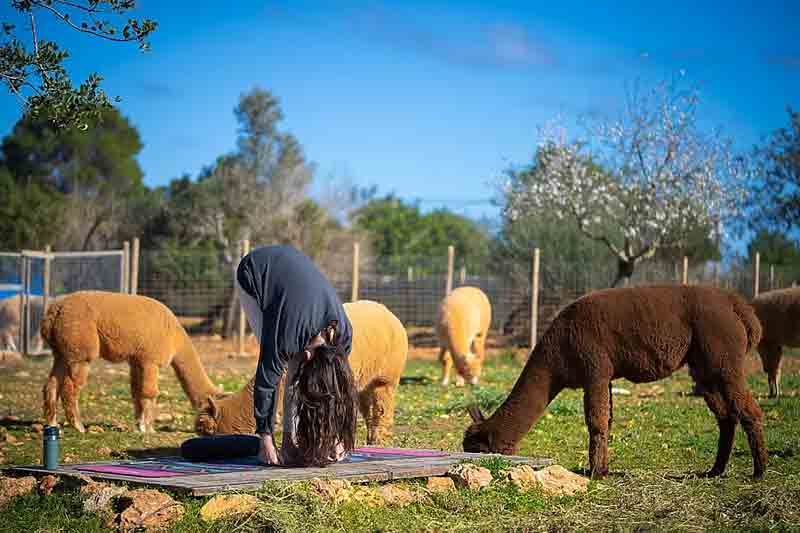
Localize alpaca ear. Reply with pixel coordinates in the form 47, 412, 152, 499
467, 404, 485, 423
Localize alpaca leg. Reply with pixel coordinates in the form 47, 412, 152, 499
43, 356, 66, 427
358, 390, 371, 440
439, 347, 452, 386
758, 343, 783, 399
721, 378, 768, 479
583, 381, 611, 478
132, 363, 160, 432
62, 362, 89, 433
607, 382, 613, 435
129, 362, 144, 425
699, 384, 735, 477
367, 384, 396, 444
469, 335, 487, 386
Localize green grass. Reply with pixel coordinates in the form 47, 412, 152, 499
1, 349, 799, 532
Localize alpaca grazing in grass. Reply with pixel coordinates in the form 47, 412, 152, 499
40, 291, 224, 433
195, 300, 408, 444
463, 286, 768, 480
751, 287, 800, 398
437, 286, 491, 386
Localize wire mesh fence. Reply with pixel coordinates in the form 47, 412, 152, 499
3, 241, 797, 355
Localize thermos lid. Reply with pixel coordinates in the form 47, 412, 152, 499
43, 426, 60, 437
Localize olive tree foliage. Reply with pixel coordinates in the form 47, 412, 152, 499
1, 0, 156, 128
503, 76, 749, 286
748, 108, 800, 232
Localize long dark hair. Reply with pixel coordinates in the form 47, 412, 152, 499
291, 341, 358, 467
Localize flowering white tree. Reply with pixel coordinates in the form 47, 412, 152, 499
504, 76, 750, 286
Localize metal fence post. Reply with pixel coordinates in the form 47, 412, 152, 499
753, 252, 760, 298
682, 256, 689, 285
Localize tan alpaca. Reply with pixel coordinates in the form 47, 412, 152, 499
751, 287, 800, 398
437, 286, 491, 386
0, 295, 44, 352
40, 291, 223, 433
195, 300, 408, 444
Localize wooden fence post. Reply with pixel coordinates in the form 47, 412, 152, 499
407, 267, 413, 283
131, 238, 140, 295
530, 248, 541, 349
459, 266, 466, 285
351, 242, 360, 303
122, 241, 130, 294
446, 245, 454, 295
753, 252, 760, 298
682, 256, 689, 285
238, 239, 250, 356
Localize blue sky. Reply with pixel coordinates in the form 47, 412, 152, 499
1, 0, 798, 222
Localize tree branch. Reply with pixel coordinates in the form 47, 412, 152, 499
30, 1, 145, 43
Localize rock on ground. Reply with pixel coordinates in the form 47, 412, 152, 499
200, 494, 260, 522
504, 464, 589, 496
38, 475, 58, 496
309, 478, 353, 504
448, 463, 493, 491
377, 485, 420, 507
426, 476, 455, 493
108, 489, 184, 531
0, 475, 36, 508
80, 481, 128, 515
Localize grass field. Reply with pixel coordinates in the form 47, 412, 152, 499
0, 342, 798, 532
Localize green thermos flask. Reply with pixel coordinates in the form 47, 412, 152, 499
43, 425, 60, 469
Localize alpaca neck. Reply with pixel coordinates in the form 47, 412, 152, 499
487, 347, 560, 453
171, 330, 219, 408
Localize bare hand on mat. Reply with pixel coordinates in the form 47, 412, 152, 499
258, 433, 280, 465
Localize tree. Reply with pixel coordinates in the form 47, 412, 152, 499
748, 108, 800, 232
503, 75, 749, 286
351, 194, 491, 271
1, 0, 156, 128
0, 166, 65, 250
0, 107, 146, 249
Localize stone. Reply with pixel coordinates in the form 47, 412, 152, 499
0, 476, 37, 508
155, 413, 173, 423
309, 478, 352, 504
80, 481, 128, 515
87, 425, 105, 434
448, 463, 493, 491
378, 485, 419, 507
611, 387, 631, 395
109, 489, 183, 531
505, 464, 589, 496
31, 423, 44, 434
426, 476, 455, 493
38, 475, 58, 496
199, 494, 260, 522
97, 446, 113, 456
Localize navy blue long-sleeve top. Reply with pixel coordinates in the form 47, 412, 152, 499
235, 245, 353, 435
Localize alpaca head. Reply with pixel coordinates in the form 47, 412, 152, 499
462, 404, 495, 453
194, 397, 220, 436
452, 352, 482, 386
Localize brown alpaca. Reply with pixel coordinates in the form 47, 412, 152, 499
751, 287, 800, 398
40, 291, 223, 433
195, 300, 409, 444
437, 286, 491, 386
463, 286, 768, 480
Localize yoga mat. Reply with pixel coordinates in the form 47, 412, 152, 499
353, 447, 447, 457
